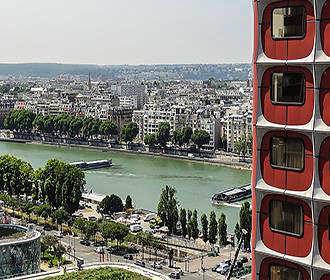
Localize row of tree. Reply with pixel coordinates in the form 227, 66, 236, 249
157, 186, 252, 249
144, 123, 211, 149
0, 155, 85, 215
4, 110, 119, 139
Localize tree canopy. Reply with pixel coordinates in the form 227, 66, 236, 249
98, 194, 124, 215
191, 130, 210, 149
120, 122, 139, 143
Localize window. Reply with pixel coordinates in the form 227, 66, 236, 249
272, 6, 306, 39
271, 137, 304, 170
270, 200, 303, 236
271, 73, 305, 104
270, 264, 303, 280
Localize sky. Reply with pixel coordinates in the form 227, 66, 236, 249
0, 0, 252, 65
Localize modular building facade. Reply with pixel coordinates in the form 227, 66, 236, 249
252, 0, 330, 279
0, 225, 40, 279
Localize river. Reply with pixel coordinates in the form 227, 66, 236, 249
0, 142, 251, 232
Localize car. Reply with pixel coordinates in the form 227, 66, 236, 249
88, 216, 97, 221
144, 213, 157, 222
123, 254, 134, 260
80, 239, 91, 246
211, 264, 220, 272
150, 261, 162, 269
238, 256, 248, 264
168, 272, 180, 279
130, 224, 142, 233
93, 241, 105, 247
54, 231, 63, 238
94, 246, 106, 254
134, 260, 145, 267
219, 265, 230, 275
216, 263, 230, 274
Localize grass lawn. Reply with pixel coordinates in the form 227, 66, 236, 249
0, 227, 25, 240
45, 267, 150, 280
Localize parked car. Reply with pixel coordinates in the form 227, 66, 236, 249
238, 256, 248, 264
134, 260, 145, 267
130, 224, 142, 233
131, 214, 140, 220
54, 231, 63, 238
216, 263, 230, 274
123, 254, 134, 260
94, 246, 106, 254
93, 241, 105, 247
80, 239, 91, 246
211, 264, 220, 272
150, 261, 162, 269
144, 213, 157, 222
168, 272, 180, 279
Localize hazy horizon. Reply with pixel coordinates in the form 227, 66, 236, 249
0, 0, 252, 65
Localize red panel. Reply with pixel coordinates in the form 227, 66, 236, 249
261, 131, 313, 191
260, 195, 312, 257
262, 22, 288, 60
321, 275, 330, 280
260, 212, 286, 254
321, 20, 330, 57
320, 89, 330, 126
286, 88, 314, 125
321, 67, 330, 89
322, 1, 330, 19
319, 138, 330, 195
259, 257, 310, 280
318, 206, 330, 264
287, 21, 315, 60
262, 1, 315, 60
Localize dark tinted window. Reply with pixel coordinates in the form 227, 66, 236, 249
271, 137, 304, 170
270, 200, 303, 236
271, 73, 305, 104
270, 264, 303, 280
272, 6, 306, 39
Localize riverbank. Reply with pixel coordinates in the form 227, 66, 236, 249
0, 137, 251, 170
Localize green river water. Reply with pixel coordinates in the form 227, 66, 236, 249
0, 142, 251, 232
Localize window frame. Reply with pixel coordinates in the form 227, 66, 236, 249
269, 199, 304, 238
270, 136, 305, 172
271, 5, 307, 40
269, 263, 303, 280
270, 72, 306, 106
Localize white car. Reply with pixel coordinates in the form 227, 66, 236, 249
144, 213, 157, 222
216, 263, 230, 274
130, 224, 142, 233
54, 231, 63, 238
94, 246, 105, 254
150, 261, 162, 269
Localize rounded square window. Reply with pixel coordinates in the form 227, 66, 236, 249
270, 136, 305, 171
271, 73, 305, 105
272, 6, 307, 40
270, 199, 304, 237
269, 264, 303, 280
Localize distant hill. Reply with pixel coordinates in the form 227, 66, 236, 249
0, 63, 251, 81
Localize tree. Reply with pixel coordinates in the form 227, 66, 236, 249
181, 127, 193, 147
235, 222, 241, 244
124, 195, 133, 210
179, 208, 187, 238
240, 202, 252, 250
157, 122, 171, 148
51, 208, 69, 231
42, 234, 58, 256
191, 209, 199, 240
171, 130, 183, 147
201, 214, 208, 243
235, 133, 248, 161
101, 222, 129, 250
37, 159, 85, 214
208, 211, 218, 246
144, 133, 158, 146
98, 194, 124, 215
121, 122, 139, 143
191, 130, 210, 150
157, 186, 178, 234
99, 120, 117, 140
218, 213, 227, 246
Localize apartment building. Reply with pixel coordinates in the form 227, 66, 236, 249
252, 1, 330, 279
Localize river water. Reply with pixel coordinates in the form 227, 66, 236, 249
0, 142, 251, 232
